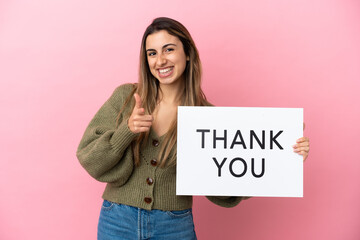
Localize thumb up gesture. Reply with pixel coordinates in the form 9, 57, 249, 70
128, 93, 153, 133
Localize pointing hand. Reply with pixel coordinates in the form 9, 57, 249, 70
128, 93, 153, 133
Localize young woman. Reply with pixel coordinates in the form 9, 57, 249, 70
76, 17, 310, 240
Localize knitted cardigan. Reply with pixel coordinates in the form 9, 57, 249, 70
76, 83, 246, 210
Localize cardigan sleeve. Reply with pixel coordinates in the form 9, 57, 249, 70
205, 196, 251, 208
76, 84, 137, 185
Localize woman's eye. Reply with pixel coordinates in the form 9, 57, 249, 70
165, 48, 174, 53
148, 52, 156, 57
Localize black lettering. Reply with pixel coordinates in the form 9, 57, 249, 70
213, 130, 227, 149
270, 130, 283, 149
196, 129, 210, 148
230, 130, 247, 149
229, 158, 247, 177
251, 158, 265, 178
212, 157, 227, 177
250, 130, 265, 149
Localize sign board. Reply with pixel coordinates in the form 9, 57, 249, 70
177, 106, 303, 197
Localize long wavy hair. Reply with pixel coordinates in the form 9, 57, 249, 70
118, 17, 210, 167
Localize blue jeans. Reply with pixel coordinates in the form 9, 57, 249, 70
98, 200, 197, 240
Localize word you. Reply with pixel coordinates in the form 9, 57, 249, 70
196, 129, 284, 178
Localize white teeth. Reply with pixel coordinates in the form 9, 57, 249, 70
159, 67, 172, 73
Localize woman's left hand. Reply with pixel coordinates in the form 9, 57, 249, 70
293, 137, 310, 161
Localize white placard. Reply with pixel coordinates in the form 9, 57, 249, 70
177, 106, 303, 197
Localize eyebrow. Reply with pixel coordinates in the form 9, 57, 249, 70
146, 43, 177, 52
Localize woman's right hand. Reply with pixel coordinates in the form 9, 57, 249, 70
128, 93, 153, 133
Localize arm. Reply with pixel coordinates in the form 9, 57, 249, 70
76, 84, 137, 185
206, 196, 251, 208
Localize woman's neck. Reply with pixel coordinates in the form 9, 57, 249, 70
158, 80, 184, 105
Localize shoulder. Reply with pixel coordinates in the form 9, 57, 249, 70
108, 83, 137, 110
113, 83, 137, 97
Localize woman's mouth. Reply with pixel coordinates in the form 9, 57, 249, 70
158, 67, 174, 78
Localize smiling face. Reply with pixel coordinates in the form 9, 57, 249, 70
145, 30, 189, 87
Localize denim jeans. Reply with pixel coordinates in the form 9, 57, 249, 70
98, 200, 197, 240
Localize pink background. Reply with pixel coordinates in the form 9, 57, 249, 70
1, 0, 359, 239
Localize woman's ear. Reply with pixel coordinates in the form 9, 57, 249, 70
186, 56, 190, 61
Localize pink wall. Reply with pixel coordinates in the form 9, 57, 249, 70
1, 0, 359, 239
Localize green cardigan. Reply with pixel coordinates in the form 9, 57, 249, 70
76, 84, 246, 210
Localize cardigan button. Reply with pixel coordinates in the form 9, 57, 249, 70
146, 177, 154, 185
144, 197, 152, 204
152, 139, 159, 147
150, 159, 158, 166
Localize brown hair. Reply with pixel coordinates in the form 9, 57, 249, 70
118, 17, 210, 167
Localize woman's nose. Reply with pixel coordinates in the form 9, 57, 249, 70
156, 53, 167, 66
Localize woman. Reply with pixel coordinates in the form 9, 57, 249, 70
76, 17, 310, 240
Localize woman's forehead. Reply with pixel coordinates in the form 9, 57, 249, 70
145, 30, 181, 49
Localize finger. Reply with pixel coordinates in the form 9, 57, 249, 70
299, 150, 308, 158
133, 126, 151, 133
133, 114, 153, 122
134, 93, 142, 109
303, 153, 308, 162
133, 120, 153, 128
135, 107, 145, 115
293, 142, 310, 148
296, 137, 309, 143
130, 119, 152, 133
294, 149, 308, 159
296, 137, 305, 143
142, 115, 154, 121
293, 146, 309, 153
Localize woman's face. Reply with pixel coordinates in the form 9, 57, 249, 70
145, 30, 189, 87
